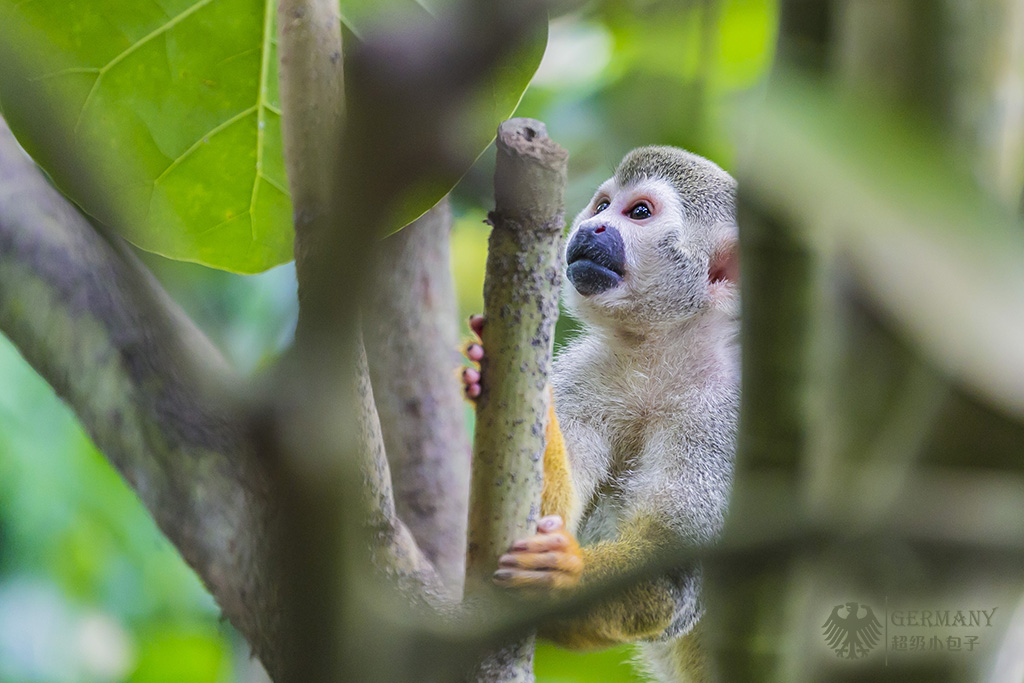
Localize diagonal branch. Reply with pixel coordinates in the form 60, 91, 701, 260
0, 116, 282, 674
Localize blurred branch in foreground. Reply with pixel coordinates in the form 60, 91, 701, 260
710, 1, 1024, 681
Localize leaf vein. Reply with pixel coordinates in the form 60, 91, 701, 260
258, 173, 288, 196
196, 210, 250, 239
73, 0, 217, 133
153, 104, 258, 185
249, 0, 275, 243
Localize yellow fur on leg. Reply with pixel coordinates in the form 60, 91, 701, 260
540, 390, 578, 525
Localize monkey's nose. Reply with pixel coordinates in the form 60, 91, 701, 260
566, 224, 626, 296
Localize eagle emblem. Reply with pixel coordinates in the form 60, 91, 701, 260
822, 601, 882, 659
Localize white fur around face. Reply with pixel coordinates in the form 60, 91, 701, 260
563, 176, 738, 336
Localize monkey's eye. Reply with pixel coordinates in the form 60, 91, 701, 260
627, 202, 652, 220
594, 199, 610, 214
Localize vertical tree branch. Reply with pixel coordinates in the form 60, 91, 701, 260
275, 3, 359, 681
707, 6, 828, 681
278, 0, 344, 282
465, 119, 568, 682
364, 197, 472, 596
352, 334, 445, 598
276, 3, 451, 680
708, 202, 818, 683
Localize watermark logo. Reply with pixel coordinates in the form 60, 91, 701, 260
820, 598, 999, 664
822, 601, 882, 659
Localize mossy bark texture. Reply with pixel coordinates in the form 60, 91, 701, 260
465, 118, 568, 682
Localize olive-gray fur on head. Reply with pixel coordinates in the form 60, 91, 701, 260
615, 145, 736, 226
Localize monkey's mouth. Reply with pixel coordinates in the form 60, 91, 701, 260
566, 227, 626, 296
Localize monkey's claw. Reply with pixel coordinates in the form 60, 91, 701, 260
469, 314, 485, 337
493, 515, 583, 591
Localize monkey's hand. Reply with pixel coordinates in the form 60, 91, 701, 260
461, 313, 486, 400
494, 515, 584, 591
462, 314, 582, 590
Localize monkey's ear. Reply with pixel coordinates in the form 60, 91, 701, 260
709, 238, 739, 285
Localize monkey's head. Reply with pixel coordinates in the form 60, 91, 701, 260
563, 146, 739, 333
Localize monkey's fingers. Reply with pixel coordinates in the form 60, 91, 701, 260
493, 566, 581, 591
499, 548, 583, 573
493, 544, 583, 590
495, 526, 584, 591
460, 329, 485, 402
462, 367, 481, 399
509, 531, 569, 553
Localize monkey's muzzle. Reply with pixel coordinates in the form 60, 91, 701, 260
566, 224, 626, 296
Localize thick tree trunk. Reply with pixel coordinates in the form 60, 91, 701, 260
0, 116, 285, 676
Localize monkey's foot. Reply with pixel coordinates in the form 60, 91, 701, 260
494, 515, 583, 591
461, 314, 486, 400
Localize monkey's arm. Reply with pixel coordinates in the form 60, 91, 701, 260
501, 512, 694, 649
498, 410, 697, 650
543, 521, 698, 649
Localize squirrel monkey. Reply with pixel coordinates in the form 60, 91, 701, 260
463, 146, 739, 682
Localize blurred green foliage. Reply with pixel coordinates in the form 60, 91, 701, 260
0, 1, 778, 680
0, 334, 233, 681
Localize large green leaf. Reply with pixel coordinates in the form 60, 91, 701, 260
0, 1, 545, 273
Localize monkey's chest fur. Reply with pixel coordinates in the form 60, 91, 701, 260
572, 390, 706, 546
552, 328, 738, 546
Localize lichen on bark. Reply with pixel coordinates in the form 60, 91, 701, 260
465, 118, 569, 682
